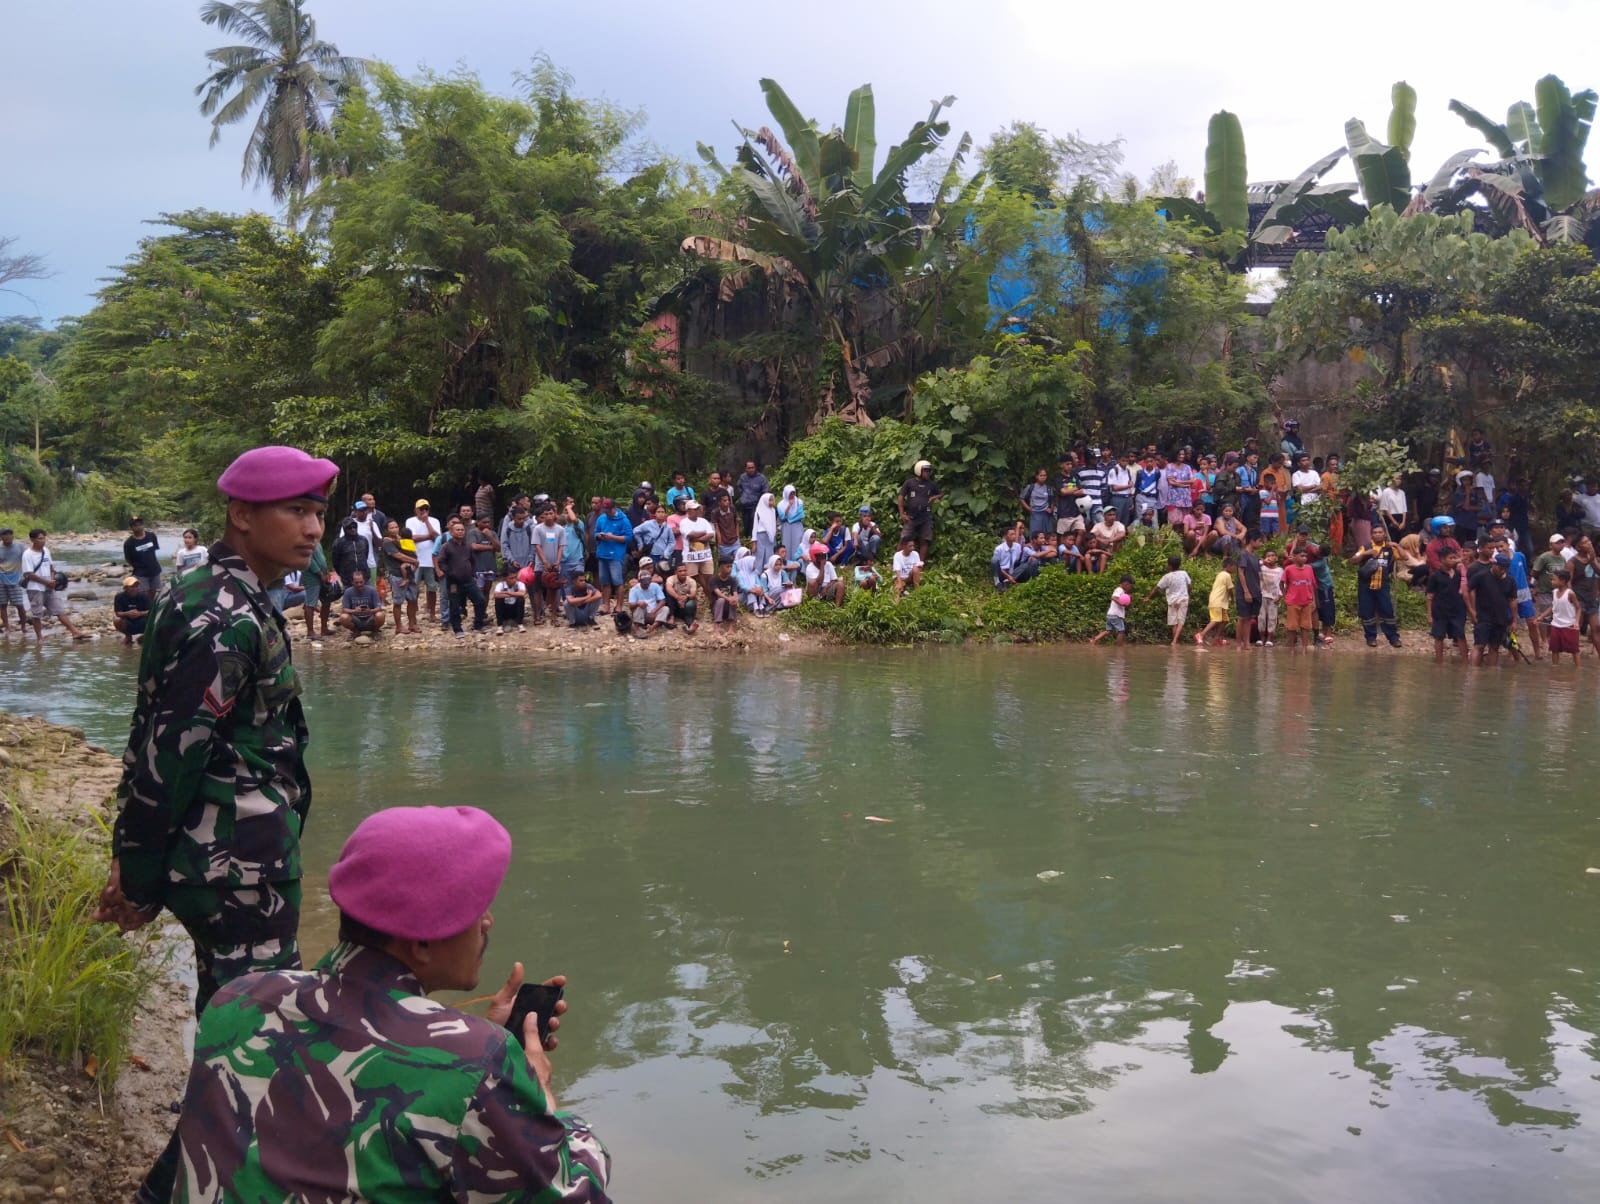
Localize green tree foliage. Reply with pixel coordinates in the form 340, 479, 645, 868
53, 210, 333, 517
295, 62, 698, 495
1270, 209, 1532, 444
196, 0, 368, 215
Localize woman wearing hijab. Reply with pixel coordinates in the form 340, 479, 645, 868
762, 552, 790, 609
753, 492, 778, 567
777, 486, 806, 562
735, 546, 769, 614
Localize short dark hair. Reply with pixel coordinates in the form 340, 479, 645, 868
338, 912, 395, 948
1167, 555, 1182, 570
28, 528, 45, 540
0, 528, 11, 537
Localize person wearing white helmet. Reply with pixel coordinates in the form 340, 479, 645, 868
898, 460, 944, 562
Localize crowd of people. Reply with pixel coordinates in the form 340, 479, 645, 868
12, 419, 1600, 666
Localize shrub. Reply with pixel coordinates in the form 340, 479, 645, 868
0, 804, 158, 1086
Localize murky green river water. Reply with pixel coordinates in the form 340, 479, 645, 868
4, 642, 1599, 1202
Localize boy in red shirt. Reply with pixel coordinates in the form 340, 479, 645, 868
1280, 547, 1318, 653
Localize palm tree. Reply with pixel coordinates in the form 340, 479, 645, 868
194, 0, 367, 218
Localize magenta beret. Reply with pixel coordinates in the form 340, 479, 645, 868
217, 445, 340, 503
328, 806, 512, 941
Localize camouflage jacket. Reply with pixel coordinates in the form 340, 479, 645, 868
112, 541, 311, 909
176, 941, 613, 1203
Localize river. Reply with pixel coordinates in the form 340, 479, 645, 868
2, 643, 1597, 1202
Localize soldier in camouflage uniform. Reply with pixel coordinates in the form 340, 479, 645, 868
93, 444, 338, 1204
172, 805, 613, 1202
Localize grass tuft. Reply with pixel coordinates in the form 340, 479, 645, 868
0, 801, 158, 1086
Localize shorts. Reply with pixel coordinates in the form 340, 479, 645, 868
686, 556, 715, 578
1284, 603, 1314, 631
26, 589, 66, 618
416, 565, 439, 592
0, 581, 26, 608
388, 575, 418, 603
1236, 596, 1260, 618
1208, 607, 1229, 624
1166, 600, 1188, 628
1517, 598, 1535, 620
1473, 620, 1508, 647
347, 613, 378, 632
1056, 515, 1086, 535
1105, 614, 1126, 633
1535, 591, 1553, 620
597, 558, 624, 587
1429, 615, 1466, 641
303, 575, 323, 608
1550, 626, 1579, 654
902, 514, 933, 542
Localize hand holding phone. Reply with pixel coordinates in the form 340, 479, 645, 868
504, 981, 565, 1050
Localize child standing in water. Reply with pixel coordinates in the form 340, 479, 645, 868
1090, 575, 1136, 647
1145, 555, 1192, 647
1195, 556, 1236, 646
1258, 549, 1283, 647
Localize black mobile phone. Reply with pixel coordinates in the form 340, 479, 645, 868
505, 982, 564, 1048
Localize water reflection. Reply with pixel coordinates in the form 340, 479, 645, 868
2, 644, 1598, 1199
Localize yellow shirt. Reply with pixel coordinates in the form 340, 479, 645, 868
1209, 570, 1235, 610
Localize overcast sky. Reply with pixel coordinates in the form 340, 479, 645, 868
2, 0, 1593, 322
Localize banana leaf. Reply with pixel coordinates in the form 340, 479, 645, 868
1252, 148, 1347, 241
758, 79, 822, 198
1345, 119, 1411, 213
1449, 100, 1515, 159
1533, 74, 1597, 213
843, 84, 877, 191
1423, 150, 1483, 205
1543, 213, 1589, 243
1389, 81, 1417, 161
1204, 111, 1248, 234
1505, 101, 1542, 153
1157, 195, 1220, 233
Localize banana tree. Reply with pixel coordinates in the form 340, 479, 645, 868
1159, 110, 1361, 256
1446, 74, 1600, 246
691, 79, 964, 428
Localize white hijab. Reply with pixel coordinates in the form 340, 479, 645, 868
779, 484, 800, 521
754, 492, 777, 539
763, 554, 786, 592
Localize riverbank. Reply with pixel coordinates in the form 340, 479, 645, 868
0, 715, 190, 1203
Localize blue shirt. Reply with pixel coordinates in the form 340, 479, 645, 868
560, 522, 586, 569
628, 581, 664, 606
665, 486, 695, 510
594, 512, 633, 560
0, 539, 21, 586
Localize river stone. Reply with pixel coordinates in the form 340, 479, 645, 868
353, 635, 371, 646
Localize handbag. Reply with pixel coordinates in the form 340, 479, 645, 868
541, 570, 563, 590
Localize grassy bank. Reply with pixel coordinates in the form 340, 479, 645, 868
784, 530, 1428, 646
0, 802, 156, 1087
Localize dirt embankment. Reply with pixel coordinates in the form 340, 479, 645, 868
0, 716, 190, 1204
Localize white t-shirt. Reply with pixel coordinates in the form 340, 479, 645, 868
20, 546, 52, 593
1107, 589, 1129, 619
1475, 471, 1496, 503
803, 561, 837, 587
354, 515, 381, 567
893, 549, 922, 579
1291, 469, 1321, 502
1551, 588, 1578, 629
1259, 564, 1284, 600
1155, 569, 1190, 602
1105, 465, 1133, 494
405, 516, 441, 568
680, 516, 716, 563
1375, 486, 1407, 517
1090, 520, 1125, 544
492, 579, 525, 600
1561, 544, 1579, 563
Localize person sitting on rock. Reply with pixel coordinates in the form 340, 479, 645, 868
112, 575, 150, 645
338, 568, 386, 639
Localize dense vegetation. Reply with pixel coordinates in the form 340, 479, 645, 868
3, 2, 1599, 552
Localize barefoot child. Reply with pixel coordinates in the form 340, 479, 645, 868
1196, 556, 1235, 646
1090, 575, 1135, 647
1539, 568, 1580, 666
1258, 549, 1283, 646
1145, 555, 1191, 647
1280, 547, 1318, 652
